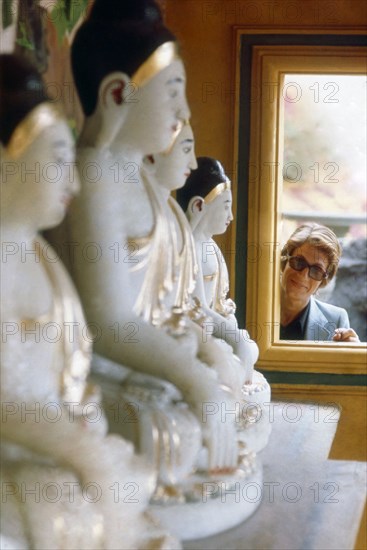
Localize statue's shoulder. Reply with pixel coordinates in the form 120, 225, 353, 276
76, 147, 128, 193
74, 148, 154, 237
124, 182, 154, 239
1, 236, 55, 321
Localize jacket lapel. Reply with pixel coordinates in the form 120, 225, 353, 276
304, 297, 333, 341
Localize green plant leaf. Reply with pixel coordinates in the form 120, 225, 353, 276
16, 22, 35, 51
51, 0, 89, 44
2, 0, 14, 29
67, 117, 79, 141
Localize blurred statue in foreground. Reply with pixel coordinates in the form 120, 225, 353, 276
0, 53, 178, 550
68, 0, 271, 539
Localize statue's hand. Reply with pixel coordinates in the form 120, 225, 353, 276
195, 336, 246, 400
233, 330, 258, 384
195, 383, 239, 471
172, 321, 200, 358
202, 407, 238, 471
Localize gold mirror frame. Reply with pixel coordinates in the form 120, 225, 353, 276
233, 32, 367, 375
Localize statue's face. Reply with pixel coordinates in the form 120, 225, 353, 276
115, 59, 190, 154
153, 124, 197, 191
202, 189, 233, 236
1, 119, 80, 230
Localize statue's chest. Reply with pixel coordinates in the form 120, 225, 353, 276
199, 241, 219, 277
124, 185, 154, 240
3, 256, 53, 322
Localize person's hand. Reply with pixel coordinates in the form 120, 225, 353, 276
333, 328, 360, 342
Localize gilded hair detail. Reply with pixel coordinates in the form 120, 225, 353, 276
204, 180, 231, 204
176, 156, 230, 212
131, 41, 180, 88
5, 103, 63, 160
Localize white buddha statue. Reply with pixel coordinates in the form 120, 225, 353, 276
149, 126, 251, 399
69, 0, 240, 472
176, 157, 272, 451
176, 157, 258, 381
67, 1, 265, 538
0, 53, 179, 550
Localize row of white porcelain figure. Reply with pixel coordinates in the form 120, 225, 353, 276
1, 10, 270, 550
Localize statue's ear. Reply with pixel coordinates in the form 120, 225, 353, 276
186, 196, 205, 230
98, 71, 131, 110
188, 196, 205, 215
94, 72, 132, 149
142, 154, 156, 175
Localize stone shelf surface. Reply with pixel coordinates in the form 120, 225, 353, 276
184, 401, 366, 550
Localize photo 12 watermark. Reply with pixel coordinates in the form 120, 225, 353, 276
1, 400, 140, 425
201, 401, 340, 425
202, 479, 339, 504
2, 480, 141, 505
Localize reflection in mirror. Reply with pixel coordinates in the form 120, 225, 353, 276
280, 74, 367, 342
241, 42, 366, 373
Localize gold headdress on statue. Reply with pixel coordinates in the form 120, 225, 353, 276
72, 0, 182, 116
131, 41, 180, 88
5, 103, 63, 160
204, 179, 231, 204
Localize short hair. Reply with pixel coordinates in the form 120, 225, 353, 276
0, 54, 48, 146
281, 222, 342, 287
176, 156, 228, 212
71, 0, 176, 116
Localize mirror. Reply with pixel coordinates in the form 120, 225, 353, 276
233, 35, 367, 374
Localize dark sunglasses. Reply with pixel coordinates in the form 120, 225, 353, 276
284, 255, 329, 282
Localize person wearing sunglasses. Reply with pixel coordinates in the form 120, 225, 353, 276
280, 223, 359, 342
